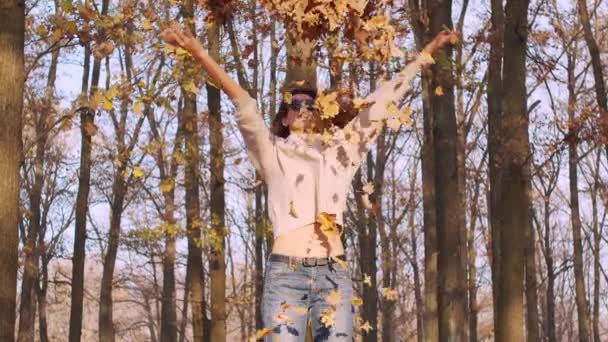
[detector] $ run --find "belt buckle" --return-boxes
[302,257,317,267]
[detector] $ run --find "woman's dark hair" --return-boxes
[271,87,318,138]
[271,87,359,138]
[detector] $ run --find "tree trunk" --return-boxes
[99,36,145,342]
[70,1,109,340]
[492,0,531,341]
[566,46,591,342]
[0,2,24,340]
[486,0,505,337]
[160,193,178,342]
[18,25,59,342]
[425,1,468,340]
[589,153,601,342]
[206,18,227,342]
[353,166,378,342]
[576,0,608,157]
[524,215,539,342]
[99,172,127,342]
[543,195,556,342]
[68,44,92,342]
[181,3,207,341]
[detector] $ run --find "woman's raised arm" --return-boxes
[341,29,459,156]
[160,23,249,100]
[160,23,276,179]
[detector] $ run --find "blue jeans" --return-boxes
[262,255,354,341]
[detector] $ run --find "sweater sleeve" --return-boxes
[341,52,434,167]
[232,93,277,179]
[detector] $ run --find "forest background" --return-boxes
[0,0,607,341]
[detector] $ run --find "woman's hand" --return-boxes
[160,22,201,53]
[424,29,460,55]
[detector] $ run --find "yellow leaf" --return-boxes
[289,200,298,218]
[315,91,340,119]
[103,98,113,111]
[142,19,153,30]
[386,117,401,130]
[435,86,444,96]
[254,328,273,340]
[291,306,308,315]
[37,24,48,37]
[320,130,334,146]
[325,289,341,306]
[283,92,293,104]
[132,167,144,178]
[386,101,400,116]
[320,309,336,328]
[160,178,174,193]
[360,320,373,333]
[381,287,399,301]
[133,101,144,115]
[351,297,363,306]
[363,273,372,286]
[316,212,339,236]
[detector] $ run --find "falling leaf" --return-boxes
[103,98,113,111]
[316,212,339,236]
[381,287,399,301]
[160,178,175,193]
[253,328,273,341]
[289,200,298,218]
[360,320,373,333]
[294,80,305,87]
[398,106,412,125]
[320,130,335,146]
[362,182,374,195]
[325,289,342,306]
[133,100,144,115]
[386,117,401,130]
[37,24,48,37]
[351,297,363,306]
[320,309,336,328]
[363,273,372,286]
[283,92,293,104]
[142,19,153,30]
[315,91,340,119]
[292,306,308,315]
[435,86,444,96]
[419,51,436,65]
[132,167,144,178]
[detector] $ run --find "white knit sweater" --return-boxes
[232,53,433,237]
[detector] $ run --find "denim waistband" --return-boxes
[268,253,346,267]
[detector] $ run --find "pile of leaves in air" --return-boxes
[259,0,405,64]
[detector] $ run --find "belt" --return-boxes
[269,253,346,267]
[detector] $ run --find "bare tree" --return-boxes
[0,1,24,340]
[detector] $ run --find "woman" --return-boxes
[161,23,457,341]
